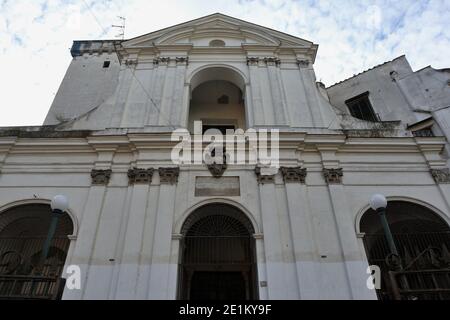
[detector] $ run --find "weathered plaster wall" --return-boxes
[0,132,448,300]
[44,53,121,125]
[45,49,339,131]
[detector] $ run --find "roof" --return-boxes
[327,55,406,89]
[124,12,314,46]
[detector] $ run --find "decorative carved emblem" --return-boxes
[323,168,343,184]
[297,59,310,67]
[91,169,112,186]
[280,167,307,184]
[207,162,228,178]
[205,149,228,178]
[255,167,276,185]
[431,168,450,184]
[159,167,180,185]
[128,168,154,185]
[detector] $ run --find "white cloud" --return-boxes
[0,0,449,126]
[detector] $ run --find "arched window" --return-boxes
[209,39,226,47]
[360,201,450,300]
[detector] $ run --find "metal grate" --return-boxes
[187,214,250,237]
[178,204,258,300]
[0,205,73,300]
[363,232,450,300]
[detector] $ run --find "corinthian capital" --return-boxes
[159,167,180,185]
[91,169,112,186]
[431,168,450,184]
[128,168,154,185]
[323,168,343,184]
[280,167,307,184]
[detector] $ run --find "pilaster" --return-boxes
[64,141,118,300]
[318,146,376,300]
[416,137,450,213]
[0,137,16,175]
[247,57,265,125]
[148,167,180,299]
[114,167,155,299]
[282,168,321,299]
[297,59,320,126]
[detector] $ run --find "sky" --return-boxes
[0,0,449,126]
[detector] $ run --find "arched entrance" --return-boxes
[0,203,74,299]
[360,201,450,300]
[178,203,258,300]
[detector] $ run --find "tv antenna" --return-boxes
[112,16,126,40]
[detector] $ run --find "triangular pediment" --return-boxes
[123,13,314,49]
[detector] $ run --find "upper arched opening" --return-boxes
[190,66,246,94]
[188,66,247,132]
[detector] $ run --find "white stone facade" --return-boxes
[0,14,449,300]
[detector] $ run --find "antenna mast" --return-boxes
[112,16,126,40]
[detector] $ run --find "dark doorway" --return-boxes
[178,204,258,300]
[190,272,246,300]
[202,125,236,135]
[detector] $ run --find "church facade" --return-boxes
[0,13,449,300]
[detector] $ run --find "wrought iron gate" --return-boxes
[0,236,70,300]
[178,206,258,300]
[180,235,256,300]
[363,232,450,300]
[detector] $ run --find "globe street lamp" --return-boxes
[370,194,411,299]
[39,195,69,269]
[370,194,399,257]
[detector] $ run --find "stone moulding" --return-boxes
[91,169,112,186]
[159,167,180,185]
[431,168,450,184]
[128,168,154,185]
[280,167,307,184]
[323,168,343,185]
[255,167,276,185]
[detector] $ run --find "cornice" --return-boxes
[0,137,17,152]
[0,132,445,157]
[414,136,447,151]
[9,138,92,154]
